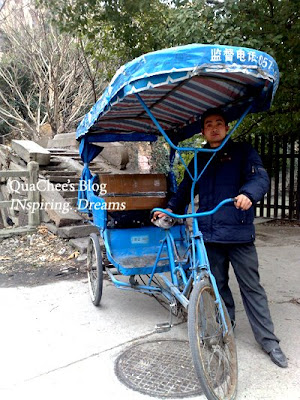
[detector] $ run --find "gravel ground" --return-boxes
[0,225,86,287]
[0,219,299,288]
[0,219,299,400]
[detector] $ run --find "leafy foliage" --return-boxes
[150,137,170,175]
[221,0,300,138]
[36,0,170,72]
[37,0,299,140]
[35,0,299,184]
[175,136,205,183]
[163,0,299,138]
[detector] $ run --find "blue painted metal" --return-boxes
[76,44,279,141]
[105,268,174,303]
[159,273,189,309]
[135,94,251,214]
[168,232,189,286]
[102,225,188,276]
[148,238,167,285]
[77,45,279,337]
[152,198,235,220]
[77,102,250,214]
[183,274,193,297]
[85,132,158,143]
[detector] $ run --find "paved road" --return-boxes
[0,223,299,400]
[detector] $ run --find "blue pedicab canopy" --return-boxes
[76,43,279,144]
[77,44,279,213]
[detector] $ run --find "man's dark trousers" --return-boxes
[206,242,280,353]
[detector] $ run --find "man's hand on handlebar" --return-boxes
[234,194,252,211]
[151,208,173,222]
[151,195,252,222]
[151,208,176,229]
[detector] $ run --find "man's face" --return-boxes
[202,114,229,148]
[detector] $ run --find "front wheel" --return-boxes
[188,278,238,400]
[87,233,103,306]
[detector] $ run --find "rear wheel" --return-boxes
[188,278,238,400]
[87,233,103,306]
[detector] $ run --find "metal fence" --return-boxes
[239,133,299,220]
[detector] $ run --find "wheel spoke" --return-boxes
[188,279,237,399]
[87,234,103,306]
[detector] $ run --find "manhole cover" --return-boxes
[115,339,203,398]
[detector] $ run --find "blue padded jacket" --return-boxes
[167,139,269,243]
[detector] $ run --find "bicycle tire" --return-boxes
[87,233,103,306]
[188,278,238,400]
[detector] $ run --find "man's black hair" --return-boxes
[201,108,227,130]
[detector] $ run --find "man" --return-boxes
[153,108,288,368]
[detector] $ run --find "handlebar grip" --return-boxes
[152,197,236,219]
[152,215,176,229]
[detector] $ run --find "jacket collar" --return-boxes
[203,137,233,151]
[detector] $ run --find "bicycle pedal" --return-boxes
[155,322,171,333]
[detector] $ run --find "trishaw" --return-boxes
[76,44,279,400]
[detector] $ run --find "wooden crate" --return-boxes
[99,173,167,194]
[103,195,167,211]
[99,173,167,211]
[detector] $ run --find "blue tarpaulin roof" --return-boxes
[76,43,279,143]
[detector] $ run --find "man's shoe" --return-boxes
[268,348,288,368]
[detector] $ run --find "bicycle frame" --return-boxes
[136,94,252,331]
[102,95,252,336]
[80,44,278,400]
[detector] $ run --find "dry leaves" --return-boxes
[67,251,80,260]
[0,225,81,266]
[0,256,11,261]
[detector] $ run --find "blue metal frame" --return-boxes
[132,95,251,331]
[84,95,252,335]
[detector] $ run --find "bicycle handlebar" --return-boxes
[152,197,236,220]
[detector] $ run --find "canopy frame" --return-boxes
[76,44,279,142]
[78,95,252,214]
[135,93,252,213]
